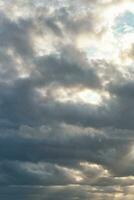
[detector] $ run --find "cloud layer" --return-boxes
[0,0,134,199]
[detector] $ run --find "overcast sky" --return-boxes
[0,0,134,199]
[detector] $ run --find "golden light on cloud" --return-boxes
[71,170,84,183]
[37,87,103,105]
[75,175,83,182]
[57,165,84,183]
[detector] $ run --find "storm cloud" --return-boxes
[0,0,134,199]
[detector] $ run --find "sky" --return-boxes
[0,0,134,199]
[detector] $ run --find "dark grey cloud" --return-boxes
[0,124,133,178]
[0,14,34,59]
[1,185,132,200]
[107,80,134,129]
[34,46,101,88]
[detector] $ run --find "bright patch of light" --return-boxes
[55,88,102,105]
[76,34,93,49]
[75,89,101,105]
[33,35,56,56]
[77,2,134,62]
[75,176,83,182]
[37,87,110,105]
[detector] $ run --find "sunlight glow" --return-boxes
[76,2,134,65]
[37,87,102,105]
[75,89,101,105]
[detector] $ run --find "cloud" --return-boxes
[0,13,34,58]
[0,0,134,199]
[34,45,101,88]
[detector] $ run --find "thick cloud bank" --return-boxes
[0,0,134,199]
